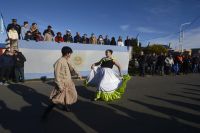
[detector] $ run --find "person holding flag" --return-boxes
[7,19,21,39]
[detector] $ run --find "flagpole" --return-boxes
[0,12,9,39]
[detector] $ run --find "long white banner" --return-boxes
[18,40,130,79]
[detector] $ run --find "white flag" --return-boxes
[0,16,4,34]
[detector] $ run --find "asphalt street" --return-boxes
[0,74,200,133]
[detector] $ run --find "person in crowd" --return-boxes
[8,27,19,51]
[85,49,130,101]
[176,54,183,73]
[125,36,131,46]
[43,25,55,37]
[97,35,104,45]
[82,34,89,44]
[157,53,166,76]
[89,33,97,44]
[63,30,73,43]
[24,31,33,41]
[133,56,139,75]
[188,55,193,72]
[7,19,21,39]
[0,50,14,85]
[21,21,29,40]
[198,56,200,73]
[182,55,191,74]
[13,50,26,83]
[173,56,180,75]
[42,46,82,120]
[110,37,116,45]
[44,30,54,42]
[138,51,146,77]
[35,32,44,42]
[192,55,199,73]
[104,35,110,45]
[74,32,82,43]
[55,32,64,43]
[117,36,124,46]
[146,54,152,74]
[165,54,174,75]
[30,23,40,41]
[149,53,157,75]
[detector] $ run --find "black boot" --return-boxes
[41,103,56,120]
[62,105,71,112]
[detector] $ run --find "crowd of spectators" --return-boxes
[131,51,200,76]
[6,19,137,48]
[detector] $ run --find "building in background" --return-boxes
[191,48,200,56]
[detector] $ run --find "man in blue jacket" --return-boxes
[0,50,14,85]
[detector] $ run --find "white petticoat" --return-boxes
[87,66,122,92]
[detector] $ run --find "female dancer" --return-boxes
[42,46,82,119]
[85,49,130,101]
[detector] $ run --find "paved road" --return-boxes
[0,74,200,133]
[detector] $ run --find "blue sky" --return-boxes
[0,0,200,48]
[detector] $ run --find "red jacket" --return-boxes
[55,36,64,43]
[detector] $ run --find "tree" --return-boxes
[143,44,168,54]
[130,38,142,54]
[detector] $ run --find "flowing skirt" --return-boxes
[85,67,131,101]
[50,80,77,105]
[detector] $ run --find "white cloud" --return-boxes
[149,7,170,15]
[147,26,200,49]
[181,27,200,49]
[136,27,163,34]
[120,24,130,31]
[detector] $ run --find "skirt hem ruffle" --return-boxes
[94,74,131,102]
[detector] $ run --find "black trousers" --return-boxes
[0,66,12,83]
[139,64,145,76]
[14,67,25,82]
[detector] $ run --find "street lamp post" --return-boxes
[136,33,140,47]
[179,22,191,52]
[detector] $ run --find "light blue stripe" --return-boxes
[19,40,128,52]
[0,43,6,48]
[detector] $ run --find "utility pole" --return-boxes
[179,22,191,52]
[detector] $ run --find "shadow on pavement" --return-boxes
[0,84,85,133]
[127,99,200,132]
[182,88,200,92]
[146,95,200,114]
[1,83,200,133]
[177,83,200,88]
[168,93,200,101]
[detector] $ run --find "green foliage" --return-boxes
[143,44,168,54]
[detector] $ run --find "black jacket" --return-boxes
[63,34,73,43]
[149,55,157,65]
[104,39,110,45]
[13,52,26,67]
[110,40,116,45]
[138,55,146,66]
[43,29,55,37]
[82,37,89,44]
[125,39,131,46]
[0,54,14,67]
[74,35,82,43]
[157,55,165,66]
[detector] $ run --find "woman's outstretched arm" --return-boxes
[91,58,103,69]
